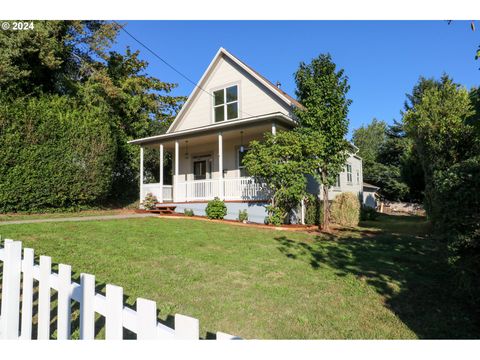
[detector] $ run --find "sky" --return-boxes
[112,21,479,138]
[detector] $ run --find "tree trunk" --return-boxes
[321,171,330,232]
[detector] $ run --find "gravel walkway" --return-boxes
[0,213,156,225]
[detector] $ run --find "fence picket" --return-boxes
[0,240,22,339]
[20,248,34,339]
[0,240,240,341]
[105,284,123,339]
[37,255,52,339]
[57,264,72,340]
[174,314,199,339]
[79,273,95,339]
[136,298,157,340]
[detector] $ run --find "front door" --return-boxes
[193,160,207,180]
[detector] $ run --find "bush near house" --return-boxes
[330,192,361,227]
[238,209,248,223]
[361,206,379,221]
[304,195,323,226]
[141,193,158,210]
[184,208,194,217]
[205,197,227,219]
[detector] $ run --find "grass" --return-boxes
[0,214,478,339]
[0,209,130,222]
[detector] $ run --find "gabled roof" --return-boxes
[167,47,303,133]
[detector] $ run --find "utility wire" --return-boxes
[113,21,254,118]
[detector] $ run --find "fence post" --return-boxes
[0,240,22,339]
[174,314,199,339]
[136,298,157,340]
[57,264,72,340]
[80,273,95,340]
[38,255,52,339]
[105,284,124,340]
[20,248,34,339]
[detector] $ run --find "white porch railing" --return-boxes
[175,177,269,202]
[141,183,173,202]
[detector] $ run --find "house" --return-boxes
[362,182,380,209]
[129,47,364,223]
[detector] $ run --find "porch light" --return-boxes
[185,140,189,159]
[240,131,244,153]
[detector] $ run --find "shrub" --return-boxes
[238,209,248,223]
[184,208,194,216]
[0,94,115,212]
[304,195,323,226]
[141,193,157,210]
[330,192,361,227]
[265,205,285,226]
[433,156,480,304]
[360,206,379,221]
[205,197,227,219]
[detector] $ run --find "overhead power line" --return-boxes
[112,21,254,118]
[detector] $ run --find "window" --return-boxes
[356,170,360,185]
[346,164,352,184]
[334,174,341,188]
[238,148,249,177]
[213,85,239,122]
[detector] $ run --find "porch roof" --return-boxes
[128,112,296,146]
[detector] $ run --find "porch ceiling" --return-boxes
[130,112,296,150]
[141,116,292,151]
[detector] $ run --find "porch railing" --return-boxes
[176,177,269,202]
[141,183,173,202]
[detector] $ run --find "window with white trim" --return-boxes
[346,164,352,184]
[238,147,250,177]
[213,85,238,122]
[356,170,360,185]
[334,174,341,188]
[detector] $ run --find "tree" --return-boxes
[403,75,475,217]
[0,21,184,209]
[353,118,425,202]
[294,54,351,231]
[352,118,387,166]
[243,131,310,224]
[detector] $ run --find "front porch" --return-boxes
[141,177,269,203]
[136,116,288,204]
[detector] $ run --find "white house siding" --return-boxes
[170,55,293,132]
[307,154,364,201]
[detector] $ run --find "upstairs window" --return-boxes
[346,164,353,184]
[213,85,238,122]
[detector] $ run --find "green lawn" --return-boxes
[0,209,131,222]
[0,214,477,339]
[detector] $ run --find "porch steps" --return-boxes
[148,204,177,215]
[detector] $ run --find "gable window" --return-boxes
[213,85,239,122]
[346,164,353,185]
[238,148,249,177]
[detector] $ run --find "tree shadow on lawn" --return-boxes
[274,217,480,339]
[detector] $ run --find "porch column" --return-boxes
[218,132,224,199]
[139,146,144,204]
[174,140,179,202]
[272,121,277,136]
[159,144,164,203]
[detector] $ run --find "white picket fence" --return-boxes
[0,239,239,340]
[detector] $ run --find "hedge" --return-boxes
[0,94,116,212]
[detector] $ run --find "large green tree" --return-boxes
[294,54,351,231]
[243,131,310,224]
[0,21,184,210]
